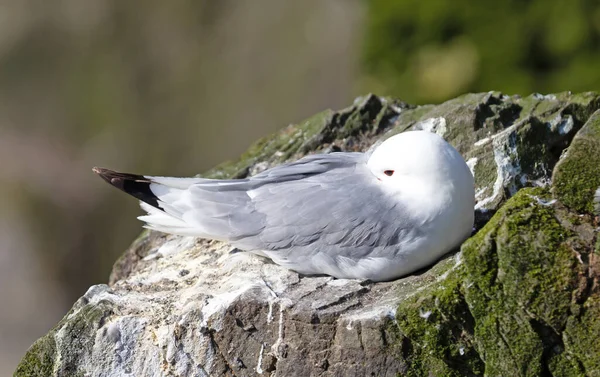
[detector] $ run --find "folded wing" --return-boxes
[93,152,412,255]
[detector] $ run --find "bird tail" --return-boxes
[93,167,204,235]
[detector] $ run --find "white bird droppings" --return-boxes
[256,343,265,374]
[466,157,478,176]
[419,309,432,320]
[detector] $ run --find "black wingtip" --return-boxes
[93,167,160,208]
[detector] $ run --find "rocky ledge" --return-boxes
[16,92,600,377]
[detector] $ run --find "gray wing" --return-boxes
[228,153,414,258]
[142,153,364,238]
[145,152,415,257]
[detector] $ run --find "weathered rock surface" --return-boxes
[16,92,600,377]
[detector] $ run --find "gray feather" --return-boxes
[224,153,417,260]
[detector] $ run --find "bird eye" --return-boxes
[384,170,394,177]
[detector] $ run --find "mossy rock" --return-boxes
[393,187,599,376]
[14,287,115,377]
[13,334,57,377]
[552,110,600,214]
[15,92,600,376]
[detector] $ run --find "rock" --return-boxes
[15,92,600,377]
[396,186,599,376]
[553,109,600,214]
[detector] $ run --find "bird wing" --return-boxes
[235,153,414,257]
[95,152,414,255]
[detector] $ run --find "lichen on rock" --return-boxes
[15,92,600,377]
[553,109,600,214]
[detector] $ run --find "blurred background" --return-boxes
[1,0,599,373]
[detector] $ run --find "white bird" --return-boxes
[94,130,474,281]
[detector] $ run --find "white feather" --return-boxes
[145,175,204,189]
[139,202,190,233]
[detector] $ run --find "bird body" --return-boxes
[94,131,474,281]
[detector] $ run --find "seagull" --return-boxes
[93,130,474,281]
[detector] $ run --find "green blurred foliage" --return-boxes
[362,0,600,103]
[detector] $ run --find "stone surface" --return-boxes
[553,109,600,214]
[15,92,600,377]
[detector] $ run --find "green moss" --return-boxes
[56,301,113,375]
[461,188,559,377]
[14,333,57,377]
[495,200,576,328]
[15,299,115,377]
[553,110,600,213]
[562,295,600,376]
[515,119,554,182]
[463,187,592,376]
[396,273,484,377]
[547,351,586,377]
[562,92,600,122]
[515,94,545,119]
[394,104,436,128]
[568,91,600,106]
[525,94,568,121]
[394,188,593,376]
[472,152,498,201]
[333,97,382,136]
